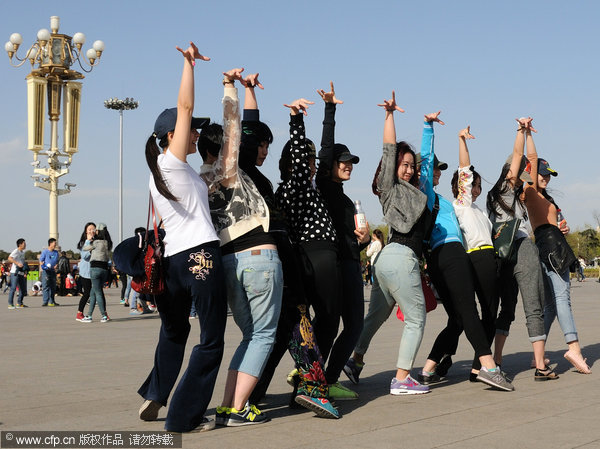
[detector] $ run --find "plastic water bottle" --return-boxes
[354,200,367,230]
[557,209,567,231]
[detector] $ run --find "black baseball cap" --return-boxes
[333,144,359,164]
[153,108,210,140]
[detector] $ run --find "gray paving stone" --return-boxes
[1,281,599,448]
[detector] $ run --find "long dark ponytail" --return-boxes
[486,164,526,219]
[146,135,178,201]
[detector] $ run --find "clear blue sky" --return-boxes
[1,0,599,253]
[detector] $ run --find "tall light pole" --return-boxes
[4,16,104,245]
[104,97,139,243]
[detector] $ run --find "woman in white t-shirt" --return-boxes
[450,126,500,381]
[137,42,227,434]
[366,229,384,266]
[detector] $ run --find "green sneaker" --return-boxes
[286,368,299,387]
[328,382,358,401]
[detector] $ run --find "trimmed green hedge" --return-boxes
[570,268,599,279]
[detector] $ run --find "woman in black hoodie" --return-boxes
[314,82,371,400]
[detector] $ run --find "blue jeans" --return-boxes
[355,243,426,371]
[124,276,140,309]
[42,270,57,305]
[88,267,108,317]
[124,275,132,300]
[223,249,283,378]
[542,263,578,343]
[8,273,27,306]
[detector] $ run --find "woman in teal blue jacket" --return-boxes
[417,112,512,392]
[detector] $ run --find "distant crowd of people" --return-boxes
[2,234,139,319]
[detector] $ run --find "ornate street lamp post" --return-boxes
[4,16,104,245]
[104,97,139,243]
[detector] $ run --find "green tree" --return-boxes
[24,250,40,260]
[566,228,600,262]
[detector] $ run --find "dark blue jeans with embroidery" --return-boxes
[138,240,227,433]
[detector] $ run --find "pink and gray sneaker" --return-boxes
[390,375,430,395]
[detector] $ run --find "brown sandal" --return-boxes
[564,350,591,374]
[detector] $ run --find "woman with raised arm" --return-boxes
[263,96,342,418]
[344,92,430,394]
[200,69,283,427]
[137,43,227,433]
[225,74,331,419]
[418,111,513,391]
[233,80,330,417]
[277,98,341,385]
[314,82,370,400]
[486,119,555,380]
[449,127,500,381]
[518,119,590,374]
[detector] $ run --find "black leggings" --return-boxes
[77,277,92,313]
[325,259,364,384]
[495,263,519,334]
[426,242,492,362]
[119,271,128,300]
[469,249,499,370]
[299,240,341,363]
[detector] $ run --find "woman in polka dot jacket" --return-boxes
[276,98,342,378]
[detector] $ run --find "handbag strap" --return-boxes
[424,193,440,244]
[144,193,161,249]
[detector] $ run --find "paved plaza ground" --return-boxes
[1,280,600,449]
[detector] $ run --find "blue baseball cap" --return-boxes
[153,108,210,140]
[538,158,558,177]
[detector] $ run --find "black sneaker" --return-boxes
[215,406,230,426]
[227,404,269,426]
[417,371,443,385]
[343,358,364,385]
[435,354,453,377]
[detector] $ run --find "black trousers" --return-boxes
[77,277,92,313]
[426,242,493,362]
[299,240,341,363]
[325,258,364,384]
[495,263,519,334]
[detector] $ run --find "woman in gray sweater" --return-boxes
[344,92,430,395]
[81,223,112,322]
